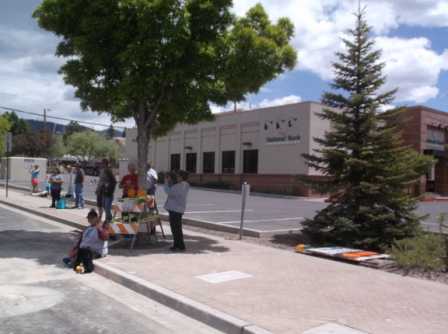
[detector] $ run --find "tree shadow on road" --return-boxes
[0,229,79,266]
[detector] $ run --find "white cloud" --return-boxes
[209,104,226,114]
[259,95,302,108]
[233,0,448,105]
[376,37,448,102]
[1,0,448,128]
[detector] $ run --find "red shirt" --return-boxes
[120,173,138,195]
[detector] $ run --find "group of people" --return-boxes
[29,165,64,208]
[64,162,189,268]
[117,162,190,251]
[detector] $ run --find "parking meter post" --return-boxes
[5,165,8,197]
[239,182,248,240]
[446,239,448,272]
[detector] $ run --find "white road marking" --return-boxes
[214,217,304,224]
[184,210,253,214]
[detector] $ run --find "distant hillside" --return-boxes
[26,119,123,137]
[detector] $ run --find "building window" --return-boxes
[222,151,235,173]
[170,154,180,172]
[243,150,258,174]
[203,152,215,173]
[186,153,197,173]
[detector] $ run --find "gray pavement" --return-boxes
[0,206,222,334]
[5,175,448,236]
[2,187,448,333]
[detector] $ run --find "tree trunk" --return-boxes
[136,124,150,191]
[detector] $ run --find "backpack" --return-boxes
[56,199,66,209]
[74,247,94,274]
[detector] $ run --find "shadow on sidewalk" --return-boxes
[109,234,231,258]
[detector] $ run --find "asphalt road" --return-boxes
[0,204,222,334]
[6,175,448,234]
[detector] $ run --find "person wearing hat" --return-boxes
[73,163,85,209]
[63,209,109,267]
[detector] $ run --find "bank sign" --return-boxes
[266,134,301,146]
[426,130,445,150]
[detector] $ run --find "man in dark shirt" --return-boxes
[74,163,85,209]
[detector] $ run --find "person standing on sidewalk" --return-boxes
[102,168,117,228]
[74,163,85,209]
[95,159,109,220]
[146,162,158,196]
[48,168,64,208]
[164,170,189,252]
[29,164,40,193]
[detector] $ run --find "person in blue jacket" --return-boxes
[164,170,190,251]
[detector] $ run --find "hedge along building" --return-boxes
[123,102,448,197]
[123,101,342,196]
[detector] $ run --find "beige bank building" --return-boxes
[123,101,448,197]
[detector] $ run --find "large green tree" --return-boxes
[49,136,67,159]
[63,120,84,144]
[0,115,12,156]
[11,127,55,157]
[65,131,122,162]
[3,111,29,136]
[33,0,297,189]
[298,9,435,250]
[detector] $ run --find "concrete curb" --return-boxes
[0,198,86,231]
[0,193,273,334]
[94,262,273,334]
[4,184,301,238]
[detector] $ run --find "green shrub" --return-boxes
[285,187,298,196]
[388,232,445,271]
[200,181,236,190]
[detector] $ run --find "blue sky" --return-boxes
[0,0,447,130]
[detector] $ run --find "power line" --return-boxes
[0,106,128,129]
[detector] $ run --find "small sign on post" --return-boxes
[4,132,12,153]
[239,182,250,240]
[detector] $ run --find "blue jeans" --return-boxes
[75,183,84,208]
[102,195,114,222]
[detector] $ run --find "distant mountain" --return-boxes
[25,119,123,137]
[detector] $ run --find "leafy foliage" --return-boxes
[63,121,84,145]
[11,127,55,157]
[65,131,122,162]
[49,136,66,158]
[106,124,115,140]
[0,115,12,156]
[298,9,435,250]
[33,0,297,190]
[388,232,445,271]
[3,111,28,136]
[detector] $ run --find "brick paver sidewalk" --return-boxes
[1,189,448,333]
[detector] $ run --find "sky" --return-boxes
[0,0,447,131]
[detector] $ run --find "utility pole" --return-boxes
[43,108,47,158]
[43,108,51,159]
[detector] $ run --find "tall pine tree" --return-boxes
[299,8,435,250]
[106,124,115,140]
